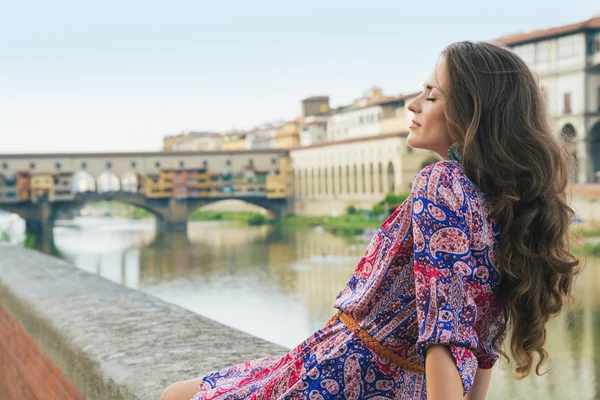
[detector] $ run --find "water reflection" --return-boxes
[0,213,598,398]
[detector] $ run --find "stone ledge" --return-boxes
[0,244,288,399]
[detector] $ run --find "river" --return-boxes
[0,214,597,399]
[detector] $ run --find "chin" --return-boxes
[407,133,425,151]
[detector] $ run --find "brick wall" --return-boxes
[0,306,84,400]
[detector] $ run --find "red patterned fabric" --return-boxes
[191,160,504,400]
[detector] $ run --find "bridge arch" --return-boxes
[97,172,121,193]
[73,171,97,193]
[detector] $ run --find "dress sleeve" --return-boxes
[410,162,480,396]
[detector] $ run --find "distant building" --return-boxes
[220,131,249,151]
[248,122,282,150]
[163,132,223,152]
[301,96,330,119]
[495,16,600,183]
[326,88,417,142]
[275,120,301,149]
[299,115,328,147]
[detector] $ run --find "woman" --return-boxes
[161,40,579,400]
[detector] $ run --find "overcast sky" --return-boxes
[1,0,598,153]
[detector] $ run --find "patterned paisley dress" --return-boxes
[191,160,505,400]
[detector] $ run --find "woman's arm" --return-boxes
[465,368,492,400]
[425,345,463,400]
[426,345,492,400]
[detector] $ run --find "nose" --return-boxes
[407,97,419,114]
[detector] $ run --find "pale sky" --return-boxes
[1,0,598,154]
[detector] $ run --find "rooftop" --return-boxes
[495,16,600,45]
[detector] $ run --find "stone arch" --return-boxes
[590,122,600,183]
[369,163,374,194]
[338,166,343,194]
[97,172,121,193]
[121,171,142,193]
[353,165,358,194]
[317,167,321,196]
[311,167,315,197]
[378,162,384,194]
[304,168,309,197]
[331,166,335,196]
[346,165,351,194]
[361,164,366,194]
[73,171,97,193]
[387,161,395,194]
[561,123,578,183]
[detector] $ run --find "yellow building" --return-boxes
[221,132,248,151]
[145,170,173,198]
[275,120,300,149]
[31,173,55,203]
[266,156,292,199]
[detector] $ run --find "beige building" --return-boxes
[299,115,328,147]
[275,120,301,149]
[496,16,600,183]
[221,131,249,151]
[326,88,417,142]
[163,132,222,151]
[53,172,75,201]
[31,173,55,203]
[290,132,437,215]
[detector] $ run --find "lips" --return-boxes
[410,120,421,129]
[411,120,421,126]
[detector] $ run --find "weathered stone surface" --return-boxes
[0,244,289,399]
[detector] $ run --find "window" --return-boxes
[563,92,572,114]
[155,161,161,168]
[131,161,136,168]
[106,161,112,169]
[535,41,550,62]
[558,35,579,58]
[30,162,36,169]
[179,161,184,168]
[271,158,277,165]
[226,159,231,167]
[203,160,208,168]
[81,162,87,169]
[514,44,535,64]
[598,87,600,112]
[55,162,61,170]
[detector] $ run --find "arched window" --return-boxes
[387,161,395,193]
[378,162,384,193]
[353,165,358,194]
[361,164,366,193]
[369,163,374,193]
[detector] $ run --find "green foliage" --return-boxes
[23,234,36,249]
[132,208,153,220]
[346,205,357,215]
[247,213,266,226]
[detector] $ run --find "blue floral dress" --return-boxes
[191,160,505,400]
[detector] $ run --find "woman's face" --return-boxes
[407,57,453,159]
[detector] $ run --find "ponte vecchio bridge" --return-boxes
[0,150,293,251]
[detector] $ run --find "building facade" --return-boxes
[163,132,222,152]
[290,132,437,215]
[496,16,600,183]
[275,120,301,149]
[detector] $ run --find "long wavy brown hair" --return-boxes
[439,41,580,377]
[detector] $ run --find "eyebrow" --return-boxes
[423,83,438,90]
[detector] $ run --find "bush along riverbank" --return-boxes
[189,210,267,225]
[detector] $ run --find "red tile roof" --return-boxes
[495,16,600,45]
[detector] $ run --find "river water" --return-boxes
[1,214,597,399]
